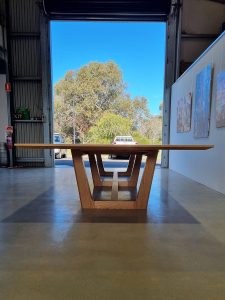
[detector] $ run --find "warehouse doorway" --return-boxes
[51,21,166,166]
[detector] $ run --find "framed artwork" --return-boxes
[216,70,225,128]
[194,65,212,138]
[177,92,192,133]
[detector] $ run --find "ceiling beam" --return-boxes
[208,0,225,4]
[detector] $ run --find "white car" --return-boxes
[112,136,137,145]
[54,133,67,159]
[109,135,137,158]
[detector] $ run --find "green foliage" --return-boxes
[159,101,163,116]
[109,95,151,131]
[132,131,150,145]
[54,60,162,144]
[54,98,72,139]
[54,61,126,141]
[87,113,132,144]
[141,116,162,144]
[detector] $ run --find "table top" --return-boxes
[15,143,214,154]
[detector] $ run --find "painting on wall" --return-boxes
[177,93,192,133]
[194,64,212,138]
[216,70,225,128]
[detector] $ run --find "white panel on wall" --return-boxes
[170,32,225,194]
[0,75,8,142]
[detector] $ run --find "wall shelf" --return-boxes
[16,158,45,163]
[14,120,44,123]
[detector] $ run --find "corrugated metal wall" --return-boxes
[7,0,52,167]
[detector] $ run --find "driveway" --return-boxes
[55,157,147,168]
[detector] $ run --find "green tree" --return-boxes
[110,95,151,131]
[141,116,162,144]
[54,61,126,141]
[159,101,163,116]
[132,96,151,130]
[54,97,71,138]
[87,113,132,144]
[54,61,158,144]
[132,131,150,144]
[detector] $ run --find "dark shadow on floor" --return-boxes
[2,185,199,224]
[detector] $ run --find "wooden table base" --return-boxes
[72,150,158,209]
[15,143,213,210]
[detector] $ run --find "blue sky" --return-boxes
[51,22,166,115]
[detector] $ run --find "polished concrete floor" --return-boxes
[1,165,225,299]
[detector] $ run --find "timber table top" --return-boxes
[14,143,214,209]
[15,143,214,154]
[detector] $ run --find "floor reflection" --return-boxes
[2,183,198,224]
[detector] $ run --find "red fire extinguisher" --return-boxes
[5,82,11,93]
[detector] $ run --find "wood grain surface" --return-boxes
[15,143,214,155]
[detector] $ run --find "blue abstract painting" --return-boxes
[177,92,192,133]
[194,65,212,138]
[216,70,225,128]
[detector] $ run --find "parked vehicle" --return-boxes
[53,133,67,159]
[112,136,137,145]
[109,135,137,159]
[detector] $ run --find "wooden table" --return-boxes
[15,144,213,210]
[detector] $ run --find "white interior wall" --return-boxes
[170,32,225,194]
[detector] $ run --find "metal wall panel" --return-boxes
[15,122,44,158]
[12,81,42,117]
[9,0,40,32]
[7,0,52,167]
[10,39,41,77]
